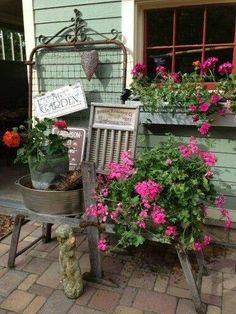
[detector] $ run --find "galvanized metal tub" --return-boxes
[16,175,84,215]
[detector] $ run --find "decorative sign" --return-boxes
[34,82,88,119]
[93,107,136,130]
[52,127,86,170]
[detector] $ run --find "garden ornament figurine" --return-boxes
[56,224,83,299]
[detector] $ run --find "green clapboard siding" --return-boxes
[34,0,120,10]
[137,123,236,210]
[32,0,122,107]
[34,3,121,23]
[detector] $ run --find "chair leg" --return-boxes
[42,223,53,243]
[8,215,24,268]
[176,248,206,314]
[195,250,208,276]
[81,161,103,281]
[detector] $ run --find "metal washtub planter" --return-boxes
[16,175,84,215]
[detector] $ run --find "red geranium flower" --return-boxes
[53,120,68,130]
[3,131,21,148]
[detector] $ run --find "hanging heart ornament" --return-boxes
[81,50,99,81]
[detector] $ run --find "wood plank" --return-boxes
[34,3,121,23]
[81,161,103,279]
[34,0,121,10]
[35,18,121,38]
[137,134,236,154]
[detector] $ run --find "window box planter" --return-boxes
[140,111,236,127]
[126,101,236,127]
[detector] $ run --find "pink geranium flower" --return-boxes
[200,151,217,166]
[97,239,108,252]
[135,180,162,200]
[131,63,146,76]
[165,159,173,165]
[215,195,226,208]
[217,109,226,116]
[192,114,199,123]
[156,65,166,73]
[151,205,166,224]
[138,221,146,229]
[53,119,68,129]
[203,235,211,247]
[179,145,192,158]
[202,57,219,72]
[218,62,233,75]
[189,105,197,112]
[169,72,182,83]
[198,122,211,135]
[193,242,203,251]
[211,94,221,105]
[199,103,209,112]
[165,226,177,236]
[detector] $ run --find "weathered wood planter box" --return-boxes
[140,111,236,127]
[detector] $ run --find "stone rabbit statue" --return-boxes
[56,224,83,298]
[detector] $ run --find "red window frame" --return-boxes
[144,5,236,73]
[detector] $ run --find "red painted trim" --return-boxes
[146,43,234,50]
[233,17,236,73]
[201,7,207,77]
[171,9,176,72]
[143,10,148,75]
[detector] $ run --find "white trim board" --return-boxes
[22,0,35,60]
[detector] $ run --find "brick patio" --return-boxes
[0,221,235,314]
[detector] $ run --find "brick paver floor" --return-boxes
[0,221,235,313]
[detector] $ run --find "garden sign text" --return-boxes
[34,82,88,119]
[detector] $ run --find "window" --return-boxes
[144,4,236,76]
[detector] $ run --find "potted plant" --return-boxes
[85,136,231,252]
[4,118,69,190]
[2,118,83,215]
[130,58,236,136]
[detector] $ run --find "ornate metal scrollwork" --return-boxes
[38,9,120,45]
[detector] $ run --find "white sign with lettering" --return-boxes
[34,82,88,119]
